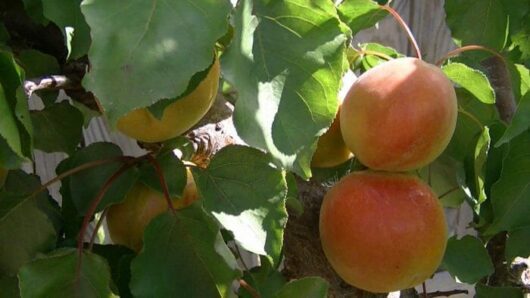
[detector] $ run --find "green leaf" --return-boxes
[31,102,84,154]
[192,145,288,265]
[445,0,508,51]
[471,127,491,210]
[42,0,90,60]
[513,64,530,100]
[487,130,530,234]
[81,0,231,124]
[138,150,186,198]
[337,0,387,36]
[285,172,303,216]
[417,157,466,208]
[356,43,403,72]
[22,0,49,25]
[0,274,19,297]
[92,244,135,297]
[222,0,348,178]
[475,284,523,298]
[506,226,530,261]
[58,142,139,215]
[275,277,329,298]
[130,207,240,298]
[441,235,494,284]
[496,92,530,146]
[240,258,286,298]
[0,170,58,276]
[18,248,113,297]
[442,63,495,104]
[0,50,31,168]
[16,49,60,78]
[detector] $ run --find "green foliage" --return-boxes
[275,277,329,298]
[193,145,288,265]
[57,142,139,214]
[445,0,508,51]
[81,0,231,124]
[442,63,495,104]
[505,226,530,261]
[0,170,58,276]
[18,248,113,297]
[337,0,388,36]
[30,102,84,154]
[475,284,524,298]
[138,150,187,198]
[0,0,529,296]
[130,207,240,298]
[222,0,348,179]
[442,235,494,284]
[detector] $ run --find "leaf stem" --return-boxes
[380,4,422,60]
[435,45,504,67]
[75,162,136,288]
[146,154,176,214]
[30,156,129,198]
[426,289,469,298]
[422,282,427,298]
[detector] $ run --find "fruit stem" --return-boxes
[380,4,422,60]
[239,279,260,298]
[422,282,427,298]
[75,162,136,287]
[146,154,176,214]
[88,209,108,251]
[435,45,504,67]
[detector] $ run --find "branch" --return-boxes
[481,56,516,123]
[426,289,469,297]
[24,75,80,97]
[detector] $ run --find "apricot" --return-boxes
[340,57,457,171]
[117,55,220,143]
[319,171,447,293]
[311,108,353,168]
[106,169,198,252]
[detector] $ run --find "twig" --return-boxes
[75,162,136,289]
[426,289,469,297]
[435,45,504,67]
[24,75,80,97]
[145,154,176,214]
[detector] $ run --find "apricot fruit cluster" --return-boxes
[319,57,457,293]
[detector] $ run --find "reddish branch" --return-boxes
[380,5,422,60]
[145,154,176,213]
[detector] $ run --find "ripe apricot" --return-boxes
[319,171,447,293]
[106,169,198,252]
[117,55,220,143]
[340,57,457,171]
[311,108,353,168]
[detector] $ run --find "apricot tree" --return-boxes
[0,0,529,297]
